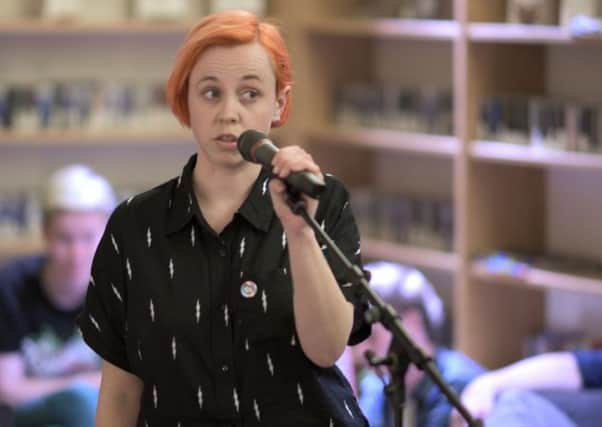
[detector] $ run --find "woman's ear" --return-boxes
[272,85,291,125]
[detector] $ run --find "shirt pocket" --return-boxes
[237,268,294,343]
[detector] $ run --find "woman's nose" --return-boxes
[218,96,240,124]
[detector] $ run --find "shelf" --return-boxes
[0,19,195,35]
[304,18,459,41]
[0,240,44,260]
[305,125,458,157]
[468,22,602,45]
[0,130,195,146]
[471,141,602,171]
[472,262,602,296]
[362,239,458,273]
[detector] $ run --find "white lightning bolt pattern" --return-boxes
[281,232,286,249]
[354,245,361,256]
[177,174,182,187]
[169,258,174,279]
[153,385,158,408]
[187,193,193,213]
[126,258,132,280]
[283,267,287,275]
[150,299,155,322]
[127,196,134,205]
[89,275,95,287]
[111,283,123,303]
[329,418,334,427]
[297,383,304,405]
[111,234,119,254]
[267,353,274,376]
[344,400,354,418]
[321,219,326,230]
[253,399,261,421]
[321,244,327,251]
[172,336,176,360]
[245,338,250,351]
[290,334,296,346]
[239,237,246,258]
[197,386,203,409]
[343,200,349,210]
[224,304,229,327]
[191,226,196,247]
[89,314,100,332]
[146,227,152,248]
[137,342,142,360]
[262,178,269,195]
[261,290,267,313]
[195,300,201,323]
[233,388,239,413]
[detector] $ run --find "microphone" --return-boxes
[237,129,326,198]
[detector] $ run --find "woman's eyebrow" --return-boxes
[241,74,262,82]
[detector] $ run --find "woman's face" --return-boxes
[187,41,288,169]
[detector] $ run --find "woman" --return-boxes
[79,10,370,426]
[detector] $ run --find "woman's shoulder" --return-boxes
[323,172,351,199]
[108,177,179,225]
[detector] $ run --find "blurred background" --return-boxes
[1,0,602,370]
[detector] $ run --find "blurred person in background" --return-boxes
[451,349,602,427]
[0,164,117,427]
[339,261,484,427]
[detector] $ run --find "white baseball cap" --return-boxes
[43,164,117,214]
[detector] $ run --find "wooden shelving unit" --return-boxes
[0,130,194,145]
[2,0,601,369]
[468,22,576,44]
[0,20,194,35]
[472,262,602,296]
[471,141,602,171]
[304,18,459,41]
[0,240,44,260]
[363,239,458,273]
[306,125,458,157]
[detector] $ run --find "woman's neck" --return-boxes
[193,156,261,203]
[192,155,262,232]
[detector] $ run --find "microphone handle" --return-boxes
[255,141,325,198]
[283,170,325,199]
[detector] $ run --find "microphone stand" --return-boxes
[284,191,482,427]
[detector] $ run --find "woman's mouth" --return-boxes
[216,134,237,143]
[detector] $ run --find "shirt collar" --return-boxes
[166,154,274,235]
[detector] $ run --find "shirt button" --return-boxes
[221,364,229,373]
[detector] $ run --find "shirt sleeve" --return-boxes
[319,175,371,345]
[0,277,21,353]
[78,202,131,373]
[574,349,602,389]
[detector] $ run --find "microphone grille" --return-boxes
[237,129,267,162]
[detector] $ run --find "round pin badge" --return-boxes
[240,280,258,298]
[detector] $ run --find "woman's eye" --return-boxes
[202,88,219,100]
[241,90,259,101]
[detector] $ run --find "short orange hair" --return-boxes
[166,10,292,128]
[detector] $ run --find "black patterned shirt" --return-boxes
[78,154,370,426]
